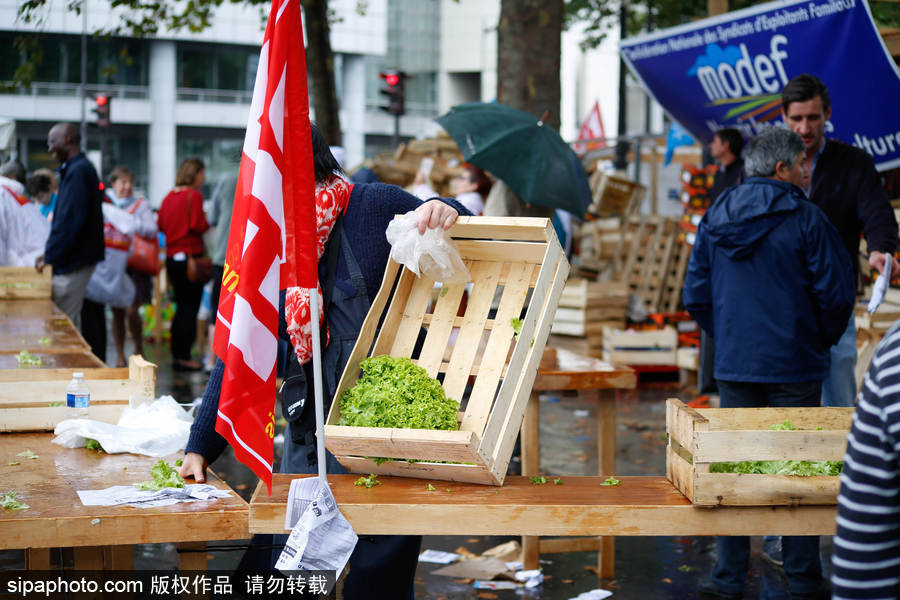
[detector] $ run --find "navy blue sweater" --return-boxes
[185,183,469,461]
[45,153,104,274]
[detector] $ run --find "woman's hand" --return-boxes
[415,200,458,234]
[179,452,208,483]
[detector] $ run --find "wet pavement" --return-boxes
[2,336,835,599]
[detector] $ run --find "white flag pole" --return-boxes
[308,288,328,483]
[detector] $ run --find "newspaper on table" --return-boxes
[275,477,357,587]
[77,484,230,508]
[868,256,892,314]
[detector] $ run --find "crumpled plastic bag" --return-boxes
[385,211,471,283]
[52,395,193,457]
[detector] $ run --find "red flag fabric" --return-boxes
[212,0,317,493]
[574,101,607,155]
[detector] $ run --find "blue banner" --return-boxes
[620,0,900,171]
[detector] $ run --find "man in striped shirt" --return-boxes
[832,322,900,598]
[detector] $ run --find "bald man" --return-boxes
[36,123,104,329]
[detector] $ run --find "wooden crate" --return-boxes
[324,217,569,485]
[666,398,853,506]
[0,355,157,432]
[0,267,52,300]
[602,326,677,365]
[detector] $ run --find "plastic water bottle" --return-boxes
[66,372,90,418]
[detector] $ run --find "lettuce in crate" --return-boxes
[338,356,459,430]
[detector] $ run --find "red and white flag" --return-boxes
[573,101,607,155]
[213,0,317,493]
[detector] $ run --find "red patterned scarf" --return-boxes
[284,174,352,365]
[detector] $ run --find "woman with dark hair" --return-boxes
[180,123,470,599]
[157,158,210,371]
[450,163,491,215]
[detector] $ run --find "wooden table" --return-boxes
[0,300,90,354]
[0,434,248,570]
[522,345,636,575]
[250,474,837,537]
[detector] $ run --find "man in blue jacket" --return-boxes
[684,127,854,600]
[36,123,104,329]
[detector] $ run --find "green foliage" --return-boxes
[426,483,436,491]
[510,318,524,338]
[600,476,621,486]
[553,477,563,485]
[338,356,459,430]
[710,460,843,476]
[354,474,380,488]
[1,491,29,511]
[769,420,796,431]
[134,459,186,491]
[530,475,549,485]
[16,450,39,460]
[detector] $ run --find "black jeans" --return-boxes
[166,258,205,361]
[710,379,824,597]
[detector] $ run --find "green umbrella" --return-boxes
[436,102,591,216]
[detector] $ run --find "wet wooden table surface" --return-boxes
[0,300,91,354]
[250,474,837,537]
[0,434,248,569]
[522,345,637,574]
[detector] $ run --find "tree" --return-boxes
[497,0,564,130]
[11,0,343,145]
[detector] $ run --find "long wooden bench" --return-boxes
[250,474,837,537]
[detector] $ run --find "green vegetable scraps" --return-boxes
[530,476,549,485]
[710,421,843,476]
[769,420,796,431]
[175,458,183,467]
[84,438,104,453]
[134,459,185,491]
[510,318,523,338]
[338,356,459,431]
[1,491,29,511]
[354,474,380,488]
[553,477,563,485]
[16,450,38,460]
[601,477,621,486]
[8,462,20,466]
[16,350,42,367]
[711,461,842,476]
[38,337,51,346]
[426,484,436,491]
[440,286,450,297]
[48,402,63,407]
[678,565,695,573]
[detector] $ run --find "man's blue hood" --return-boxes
[703,177,804,259]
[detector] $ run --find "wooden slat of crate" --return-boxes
[325,217,568,485]
[0,352,103,370]
[0,355,156,431]
[602,327,677,365]
[660,242,692,313]
[666,398,853,506]
[0,267,52,300]
[460,262,534,434]
[484,242,568,481]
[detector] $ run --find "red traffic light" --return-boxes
[384,73,399,86]
[96,95,109,106]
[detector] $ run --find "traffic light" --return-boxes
[379,70,406,116]
[93,94,111,129]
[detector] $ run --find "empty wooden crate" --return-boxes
[0,355,157,432]
[324,217,569,485]
[666,398,852,506]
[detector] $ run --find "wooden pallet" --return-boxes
[325,217,569,485]
[666,398,852,506]
[0,267,52,300]
[0,355,157,432]
[615,216,681,313]
[550,279,627,350]
[588,172,645,218]
[659,240,692,313]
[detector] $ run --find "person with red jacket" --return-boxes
[157,158,210,371]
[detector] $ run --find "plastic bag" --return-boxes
[385,211,471,283]
[52,395,193,457]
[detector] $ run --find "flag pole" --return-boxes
[308,289,328,482]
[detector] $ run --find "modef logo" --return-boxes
[688,35,789,102]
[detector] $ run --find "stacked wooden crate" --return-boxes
[602,326,678,366]
[363,133,464,196]
[550,279,628,356]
